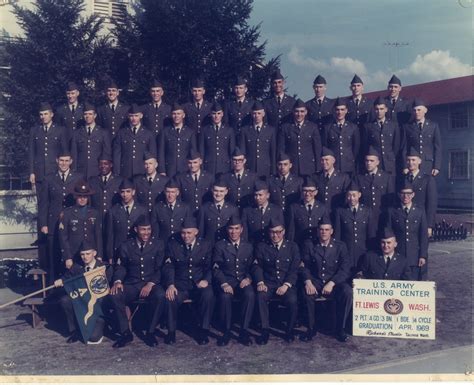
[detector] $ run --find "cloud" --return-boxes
[399,50,472,80]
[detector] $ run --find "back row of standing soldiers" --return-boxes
[30,72,438,344]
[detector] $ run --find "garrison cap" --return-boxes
[334,97,347,107]
[302,177,318,189]
[128,103,141,114]
[399,179,414,192]
[277,152,291,162]
[232,147,245,157]
[57,149,72,158]
[373,96,386,106]
[227,215,243,227]
[313,74,327,85]
[182,217,198,229]
[254,180,269,192]
[98,153,113,162]
[293,98,306,109]
[412,98,426,108]
[406,147,421,158]
[211,101,223,112]
[171,102,184,112]
[252,100,265,111]
[388,74,402,86]
[380,227,396,240]
[366,146,381,158]
[271,70,284,81]
[165,179,180,189]
[39,102,53,112]
[234,76,248,86]
[351,74,363,84]
[134,214,151,228]
[150,79,164,88]
[66,81,79,91]
[83,101,96,112]
[187,149,202,160]
[105,79,119,89]
[143,151,156,161]
[268,217,284,229]
[318,216,332,226]
[347,180,361,192]
[80,240,97,252]
[73,180,95,196]
[321,147,336,158]
[119,179,135,190]
[191,78,206,88]
[213,180,228,189]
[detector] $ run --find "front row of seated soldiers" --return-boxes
[54,213,413,347]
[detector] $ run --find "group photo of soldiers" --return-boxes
[30,70,441,349]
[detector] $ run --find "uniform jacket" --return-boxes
[300,238,350,288]
[313,170,351,213]
[224,97,254,137]
[305,96,335,131]
[163,238,213,291]
[286,200,329,243]
[54,103,84,143]
[252,239,300,288]
[322,121,360,173]
[358,251,411,280]
[197,201,239,243]
[278,120,322,176]
[239,123,277,177]
[346,96,374,128]
[355,170,395,213]
[384,96,412,126]
[175,170,214,213]
[151,200,192,241]
[113,126,157,178]
[58,205,102,261]
[263,94,296,129]
[96,102,129,138]
[88,174,123,224]
[212,238,254,287]
[219,169,258,210]
[113,237,165,286]
[183,100,212,133]
[140,102,171,136]
[71,126,112,179]
[157,125,197,177]
[133,173,170,212]
[29,124,68,182]
[199,123,235,175]
[241,203,284,244]
[401,172,437,228]
[268,173,303,212]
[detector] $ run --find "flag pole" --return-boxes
[0,285,55,309]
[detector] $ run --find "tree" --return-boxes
[113,0,280,104]
[0,0,112,174]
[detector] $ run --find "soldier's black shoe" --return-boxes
[299,328,316,342]
[66,331,80,344]
[144,331,158,347]
[164,331,176,345]
[256,330,269,345]
[113,330,133,348]
[196,329,209,345]
[238,330,252,346]
[284,331,295,343]
[336,330,349,343]
[217,330,231,346]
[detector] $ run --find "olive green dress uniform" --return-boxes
[197,202,239,244]
[403,172,437,228]
[105,202,148,263]
[219,169,258,210]
[358,250,411,280]
[286,200,329,243]
[96,101,130,139]
[306,96,334,131]
[175,170,214,213]
[268,172,303,212]
[264,94,296,129]
[71,126,112,179]
[157,126,197,177]
[384,95,412,127]
[88,173,123,225]
[133,173,169,213]
[183,100,212,134]
[313,170,351,215]
[199,122,235,176]
[241,203,284,244]
[58,204,102,262]
[113,124,157,179]
[225,97,254,139]
[151,200,192,241]
[141,102,172,136]
[55,103,84,144]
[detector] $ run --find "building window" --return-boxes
[449,150,469,180]
[450,104,468,130]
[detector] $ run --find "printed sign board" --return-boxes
[353,279,436,340]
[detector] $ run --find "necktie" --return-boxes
[352,207,357,217]
[274,243,279,250]
[196,102,201,110]
[379,121,383,130]
[176,127,180,135]
[155,103,159,110]
[280,176,285,185]
[385,256,391,267]
[44,125,48,134]
[296,124,301,130]
[256,125,260,134]
[391,98,396,106]
[238,101,242,108]
[140,241,145,252]
[371,173,376,182]
[325,173,330,183]
[355,99,360,107]
[194,173,198,185]
[85,266,91,272]
[409,173,414,183]
[71,105,75,114]
[187,244,192,252]
[169,204,174,211]
[103,176,107,185]
[322,245,327,255]
[217,204,221,213]
[87,126,91,136]
[307,204,312,215]
[277,96,282,106]
[148,176,153,185]
[126,205,130,215]
[61,172,66,182]
[338,123,343,130]
[404,207,409,216]
[260,206,264,216]
[234,243,239,251]
[111,104,115,112]
[236,173,241,183]
[317,99,322,107]
[418,122,423,130]
[133,126,137,135]
[215,125,219,133]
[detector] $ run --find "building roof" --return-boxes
[364,75,474,106]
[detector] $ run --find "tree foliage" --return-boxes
[0,0,112,172]
[113,0,280,104]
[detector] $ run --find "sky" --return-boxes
[1,0,472,99]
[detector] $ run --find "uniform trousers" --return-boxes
[256,286,297,331]
[217,284,255,331]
